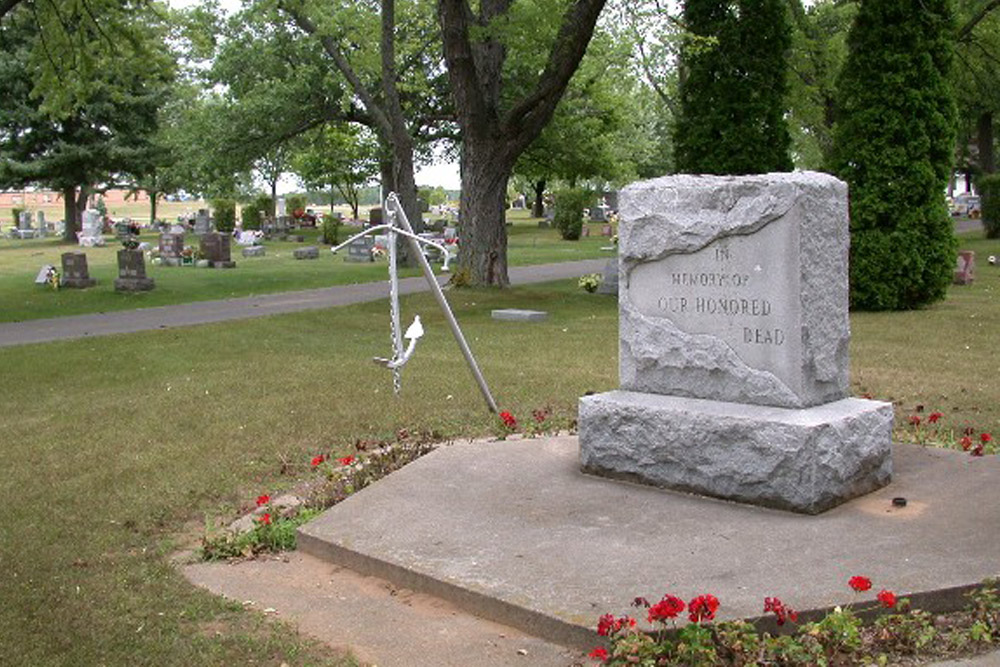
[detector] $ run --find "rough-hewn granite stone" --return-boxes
[619,172,849,409]
[579,390,893,514]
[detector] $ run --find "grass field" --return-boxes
[1,222,997,665]
[0,210,614,322]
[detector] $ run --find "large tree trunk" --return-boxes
[979,111,995,174]
[62,186,77,243]
[460,140,515,286]
[532,179,546,218]
[149,190,159,226]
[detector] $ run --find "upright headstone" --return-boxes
[276,197,286,218]
[18,210,32,230]
[159,232,185,266]
[35,211,46,237]
[193,209,212,235]
[79,210,105,246]
[369,207,383,226]
[60,251,97,288]
[578,172,893,514]
[199,232,236,268]
[114,249,155,291]
[954,250,975,285]
[345,235,375,262]
[596,257,618,296]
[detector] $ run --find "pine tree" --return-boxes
[830,0,957,310]
[674,0,794,174]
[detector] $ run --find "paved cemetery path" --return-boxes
[0,258,608,348]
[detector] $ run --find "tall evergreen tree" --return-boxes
[674,0,793,174]
[831,0,957,311]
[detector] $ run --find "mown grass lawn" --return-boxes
[0,211,614,323]
[2,225,997,666]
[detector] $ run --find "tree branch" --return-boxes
[957,0,1000,42]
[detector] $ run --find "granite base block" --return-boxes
[578,390,892,514]
[208,260,236,268]
[114,277,155,292]
[61,277,96,288]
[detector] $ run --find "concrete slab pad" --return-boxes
[299,436,1000,650]
[491,309,549,322]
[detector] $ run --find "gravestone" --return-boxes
[596,257,618,296]
[193,209,212,235]
[199,232,236,268]
[276,197,286,218]
[60,252,97,288]
[369,207,383,226]
[603,190,619,211]
[954,250,975,285]
[18,210,32,229]
[293,245,319,260]
[242,245,266,257]
[35,211,46,237]
[578,172,893,514]
[600,224,613,237]
[491,309,548,322]
[78,210,105,246]
[590,205,608,222]
[34,265,56,285]
[113,249,154,291]
[345,236,374,262]
[159,232,185,266]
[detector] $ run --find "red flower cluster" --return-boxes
[928,411,943,424]
[256,494,270,507]
[763,596,798,626]
[648,594,686,623]
[688,594,720,623]
[338,456,355,466]
[908,415,922,426]
[531,408,549,423]
[877,589,897,608]
[596,613,635,637]
[311,454,325,467]
[257,513,271,525]
[960,436,973,451]
[849,575,872,592]
[499,411,517,428]
[588,646,608,661]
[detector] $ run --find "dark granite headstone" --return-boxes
[114,249,155,291]
[60,251,97,288]
[199,232,236,268]
[345,236,374,262]
[369,207,383,226]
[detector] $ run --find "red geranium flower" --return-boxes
[908,415,921,426]
[648,594,685,623]
[877,589,897,608]
[311,454,325,467]
[596,613,615,636]
[257,513,271,525]
[499,411,517,428]
[764,597,798,626]
[928,412,943,424]
[632,596,650,608]
[972,443,984,457]
[256,494,270,507]
[960,436,973,451]
[688,594,720,623]
[980,432,992,444]
[338,456,355,466]
[588,646,608,661]
[849,576,872,592]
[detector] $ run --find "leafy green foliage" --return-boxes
[292,125,379,221]
[979,174,1000,238]
[553,188,593,240]
[211,199,237,233]
[320,215,342,245]
[831,0,958,310]
[240,195,273,230]
[674,0,794,174]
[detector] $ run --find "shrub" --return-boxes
[211,198,236,233]
[286,194,307,216]
[554,188,592,241]
[11,207,23,228]
[320,215,341,245]
[830,0,957,310]
[979,174,1000,239]
[241,194,273,230]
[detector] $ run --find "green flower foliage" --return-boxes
[979,174,1000,239]
[674,0,794,175]
[831,0,957,310]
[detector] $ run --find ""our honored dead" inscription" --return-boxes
[627,217,803,394]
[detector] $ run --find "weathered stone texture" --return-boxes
[579,391,893,514]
